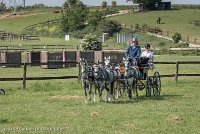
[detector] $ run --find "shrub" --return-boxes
[172,32,182,43]
[80,34,102,51]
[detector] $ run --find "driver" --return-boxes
[125,36,141,65]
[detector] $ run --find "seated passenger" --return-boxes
[141,44,154,79]
[142,43,154,62]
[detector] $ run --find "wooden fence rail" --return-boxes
[122,23,200,44]
[0,61,200,89]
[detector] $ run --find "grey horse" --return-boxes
[79,58,94,103]
[93,61,115,102]
[123,57,139,100]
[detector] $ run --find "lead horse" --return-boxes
[123,57,140,100]
[93,60,116,103]
[79,58,94,102]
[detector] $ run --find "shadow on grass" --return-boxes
[137,94,183,101]
[111,94,183,104]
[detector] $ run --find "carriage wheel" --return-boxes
[153,72,161,97]
[132,78,138,98]
[146,77,152,97]
[0,89,5,95]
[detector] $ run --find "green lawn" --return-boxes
[110,9,200,38]
[0,9,61,34]
[0,55,200,133]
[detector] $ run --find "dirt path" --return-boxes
[148,33,200,47]
[0,12,48,20]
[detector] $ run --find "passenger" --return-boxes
[141,43,154,79]
[125,36,141,65]
[142,43,154,62]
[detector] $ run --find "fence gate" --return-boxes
[116,33,133,44]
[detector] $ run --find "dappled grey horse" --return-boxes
[93,61,116,102]
[79,58,94,102]
[123,57,139,100]
[104,56,120,78]
[104,56,121,99]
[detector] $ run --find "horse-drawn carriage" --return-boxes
[115,57,161,99]
[79,56,161,102]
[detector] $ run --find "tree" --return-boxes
[88,10,104,28]
[126,0,161,9]
[67,0,78,7]
[60,1,89,32]
[112,1,117,8]
[0,2,6,14]
[99,20,122,36]
[102,1,107,9]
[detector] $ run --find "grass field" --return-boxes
[0,55,200,133]
[0,8,61,34]
[111,9,200,38]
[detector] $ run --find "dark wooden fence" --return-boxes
[153,61,200,81]
[0,61,200,89]
[122,23,200,44]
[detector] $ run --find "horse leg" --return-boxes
[127,82,133,100]
[84,87,88,103]
[109,81,115,102]
[99,86,104,102]
[88,82,92,101]
[94,85,97,102]
[82,81,88,103]
[105,86,109,103]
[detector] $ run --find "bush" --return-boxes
[80,34,102,51]
[172,32,182,43]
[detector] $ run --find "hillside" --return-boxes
[110,9,200,37]
[0,8,61,34]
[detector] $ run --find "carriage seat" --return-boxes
[137,57,153,80]
[138,57,151,67]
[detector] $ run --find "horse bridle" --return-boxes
[124,61,136,78]
[94,65,102,78]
